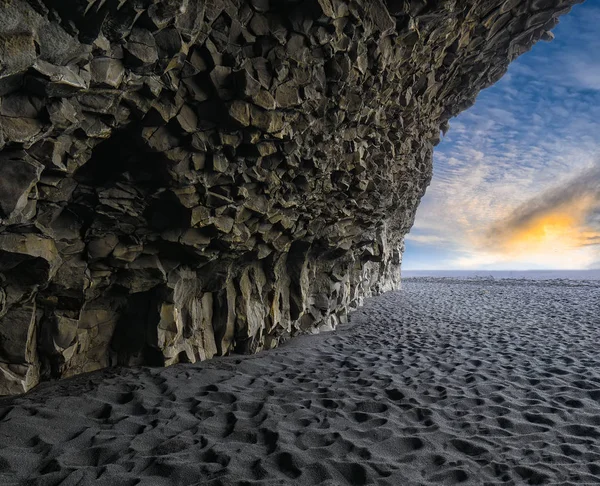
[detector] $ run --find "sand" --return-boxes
[1,277,599,485]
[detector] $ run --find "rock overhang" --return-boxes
[0,0,582,395]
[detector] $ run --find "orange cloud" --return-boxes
[491,194,600,257]
[460,165,600,268]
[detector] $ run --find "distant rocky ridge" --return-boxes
[0,0,581,395]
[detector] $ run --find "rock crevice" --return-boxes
[0,0,580,395]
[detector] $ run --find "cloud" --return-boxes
[403,1,600,270]
[484,165,600,251]
[404,234,450,245]
[464,164,600,268]
[568,61,600,92]
[416,155,600,270]
[415,162,600,270]
[509,4,600,93]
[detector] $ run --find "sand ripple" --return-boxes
[1,278,599,485]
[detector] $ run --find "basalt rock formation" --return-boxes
[0,0,580,395]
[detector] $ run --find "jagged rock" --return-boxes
[210,66,234,99]
[0,0,577,395]
[87,235,119,259]
[0,301,37,364]
[112,242,144,263]
[275,82,302,108]
[57,305,120,377]
[159,273,219,363]
[0,32,37,78]
[317,0,349,19]
[1,93,47,147]
[90,58,125,88]
[366,0,397,33]
[0,301,38,395]
[236,68,262,97]
[30,60,89,97]
[212,153,229,173]
[213,216,235,233]
[125,28,159,66]
[0,152,43,221]
[250,106,285,133]
[252,90,276,110]
[228,100,251,126]
[192,206,211,226]
[176,104,198,132]
[0,233,61,285]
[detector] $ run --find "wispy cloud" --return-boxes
[457,164,600,269]
[405,234,451,245]
[485,165,600,251]
[403,2,600,270]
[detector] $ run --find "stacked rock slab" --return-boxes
[0,0,580,395]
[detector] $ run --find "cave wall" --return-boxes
[0,0,580,395]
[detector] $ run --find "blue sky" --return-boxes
[403,2,600,271]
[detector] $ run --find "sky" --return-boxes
[402,1,600,271]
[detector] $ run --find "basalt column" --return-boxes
[0,0,580,394]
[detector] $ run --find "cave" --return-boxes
[0,0,580,395]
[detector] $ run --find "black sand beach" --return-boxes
[1,277,599,485]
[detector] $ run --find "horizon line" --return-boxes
[401,268,600,272]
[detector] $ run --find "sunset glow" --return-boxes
[402,2,600,271]
[454,193,600,269]
[493,197,599,257]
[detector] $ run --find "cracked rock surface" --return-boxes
[0,0,581,395]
